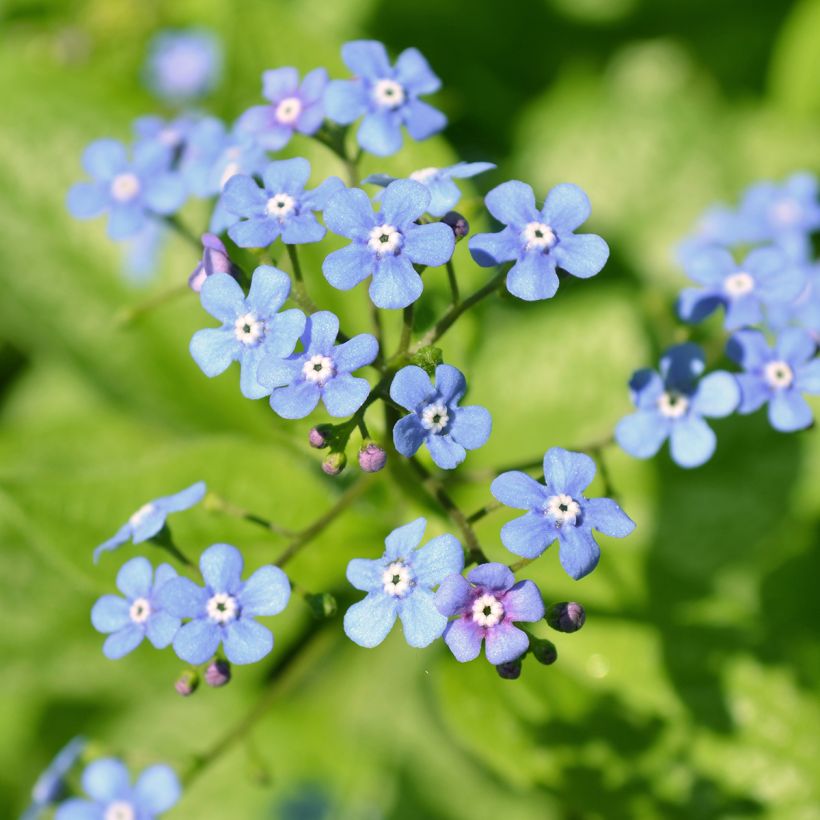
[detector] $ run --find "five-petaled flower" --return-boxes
[222,158,344,248]
[322,179,454,309]
[324,40,446,156]
[93,481,206,563]
[390,364,492,469]
[469,181,609,301]
[491,447,635,579]
[91,557,181,660]
[55,757,180,820]
[158,543,291,665]
[257,310,378,419]
[144,28,221,103]
[344,518,464,648]
[23,737,86,820]
[190,266,306,399]
[615,343,740,468]
[435,563,544,665]
[727,328,820,432]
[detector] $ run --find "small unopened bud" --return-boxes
[530,638,558,666]
[309,425,332,449]
[305,591,338,619]
[547,602,586,633]
[410,345,444,376]
[175,669,199,696]
[322,451,347,476]
[205,659,231,687]
[188,233,243,292]
[496,658,522,680]
[442,211,470,240]
[358,442,387,473]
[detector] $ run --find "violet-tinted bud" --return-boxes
[305,591,338,619]
[496,658,522,680]
[309,425,332,449]
[358,442,387,473]
[547,602,586,634]
[188,233,242,292]
[530,638,558,666]
[205,659,231,687]
[175,669,199,696]
[442,210,470,240]
[322,451,347,476]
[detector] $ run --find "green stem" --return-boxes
[116,283,190,326]
[204,493,298,538]
[149,527,195,569]
[466,500,503,525]
[397,303,414,358]
[285,243,319,315]
[445,259,460,305]
[164,214,201,251]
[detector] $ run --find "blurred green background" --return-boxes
[2,0,820,817]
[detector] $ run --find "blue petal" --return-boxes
[425,177,462,216]
[393,413,427,457]
[490,471,547,510]
[484,180,538,227]
[677,288,723,323]
[724,293,762,329]
[157,576,207,619]
[390,365,433,410]
[776,328,816,365]
[346,557,383,592]
[82,139,127,180]
[247,265,291,314]
[583,498,636,538]
[262,157,311,194]
[615,410,670,458]
[93,522,132,563]
[223,619,274,664]
[629,369,665,409]
[434,573,471,616]
[153,562,177,590]
[103,625,144,659]
[403,221,454,267]
[343,593,398,648]
[264,309,307,357]
[299,66,328,103]
[443,617,483,662]
[397,589,447,648]
[200,272,245,322]
[116,556,153,599]
[445,161,496,180]
[449,405,492,451]
[394,47,441,94]
[229,215,278,250]
[107,203,145,240]
[381,179,429,226]
[302,310,339,354]
[322,374,371,416]
[506,254,560,301]
[133,765,181,814]
[239,565,291,616]
[485,623,530,665]
[270,380,321,419]
[130,506,166,543]
[467,562,514,591]
[341,40,392,78]
[145,611,180,649]
[191,327,239,381]
[540,183,591,234]
[426,433,467,470]
[726,329,771,370]
[553,233,609,279]
[369,253,423,309]
[468,227,520,267]
[411,533,464,587]
[384,518,427,560]
[143,174,186,215]
[796,358,820,392]
[324,79,368,125]
[357,110,403,156]
[301,176,346,211]
[735,373,771,414]
[323,243,375,290]
[692,371,740,418]
[503,580,545,622]
[82,758,130,802]
[543,447,596,496]
[683,247,735,286]
[200,543,243,593]
[660,343,706,391]
[434,364,466,404]
[222,174,266,217]
[54,798,102,820]
[499,512,554,559]
[262,66,299,100]
[172,619,221,664]
[91,595,130,634]
[769,389,813,431]
[67,182,108,218]
[333,333,378,372]
[669,415,716,468]
[403,99,447,141]
[157,481,206,514]
[558,526,601,580]
[323,187,375,240]
[281,213,325,244]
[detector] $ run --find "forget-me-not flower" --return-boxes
[257,310,378,419]
[322,179,455,309]
[324,40,446,156]
[435,563,544,665]
[190,266,306,399]
[344,518,464,648]
[727,328,820,432]
[469,181,609,301]
[144,28,221,103]
[615,343,740,468]
[22,737,86,820]
[491,447,636,579]
[158,543,291,665]
[390,364,491,469]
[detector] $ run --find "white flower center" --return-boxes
[382,561,413,597]
[657,391,689,419]
[129,502,156,528]
[764,360,794,389]
[275,96,303,124]
[234,312,265,345]
[105,801,135,820]
[207,592,238,624]
[420,401,449,432]
[521,221,556,252]
[546,493,581,526]
[409,166,439,184]
[110,172,141,203]
[368,223,403,255]
[265,192,297,220]
[771,199,800,227]
[472,594,504,628]
[302,354,335,385]
[723,271,755,298]
[372,78,405,108]
[129,596,152,624]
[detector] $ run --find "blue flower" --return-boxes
[322,179,455,309]
[222,158,344,248]
[144,28,221,102]
[93,481,206,563]
[364,162,495,217]
[344,518,464,648]
[490,447,635,580]
[22,737,86,820]
[390,364,492,470]
[67,139,187,240]
[677,246,805,329]
[55,758,180,820]
[434,563,544,665]
[766,262,820,335]
[237,67,327,150]
[190,267,306,399]
[158,544,291,665]
[615,343,740,468]
[324,40,446,156]
[727,328,820,432]
[257,310,378,419]
[469,181,609,301]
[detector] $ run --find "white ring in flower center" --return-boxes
[104,801,135,820]
[110,172,141,203]
[302,354,335,385]
[275,96,303,124]
[723,271,755,298]
[129,502,156,528]
[382,561,413,597]
[234,312,265,345]
[546,493,581,526]
[368,224,403,255]
[521,221,556,252]
[265,192,296,220]
[129,596,152,624]
[764,360,794,389]
[372,79,405,108]
[657,391,689,419]
[420,402,449,432]
[207,592,238,624]
[409,167,439,184]
[472,594,504,628]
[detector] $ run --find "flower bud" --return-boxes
[546,602,586,633]
[205,659,231,687]
[442,211,470,240]
[358,442,387,473]
[305,591,338,619]
[188,233,243,292]
[410,345,444,377]
[309,425,332,449]
[530,638,558,666]
[496,658,522,680]
[322,451,347,476]
[175,669,199,696]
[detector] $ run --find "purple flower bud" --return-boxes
[547,602,586,633]
[496,658,522,680]
[205,659,231,687]
[322,451,347,476]
[175,669,199,696]
[530,638,558,666]
[188,233,242,292]
[358,442,387,473]
[442,211,470,240]
[309,425,331,449]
